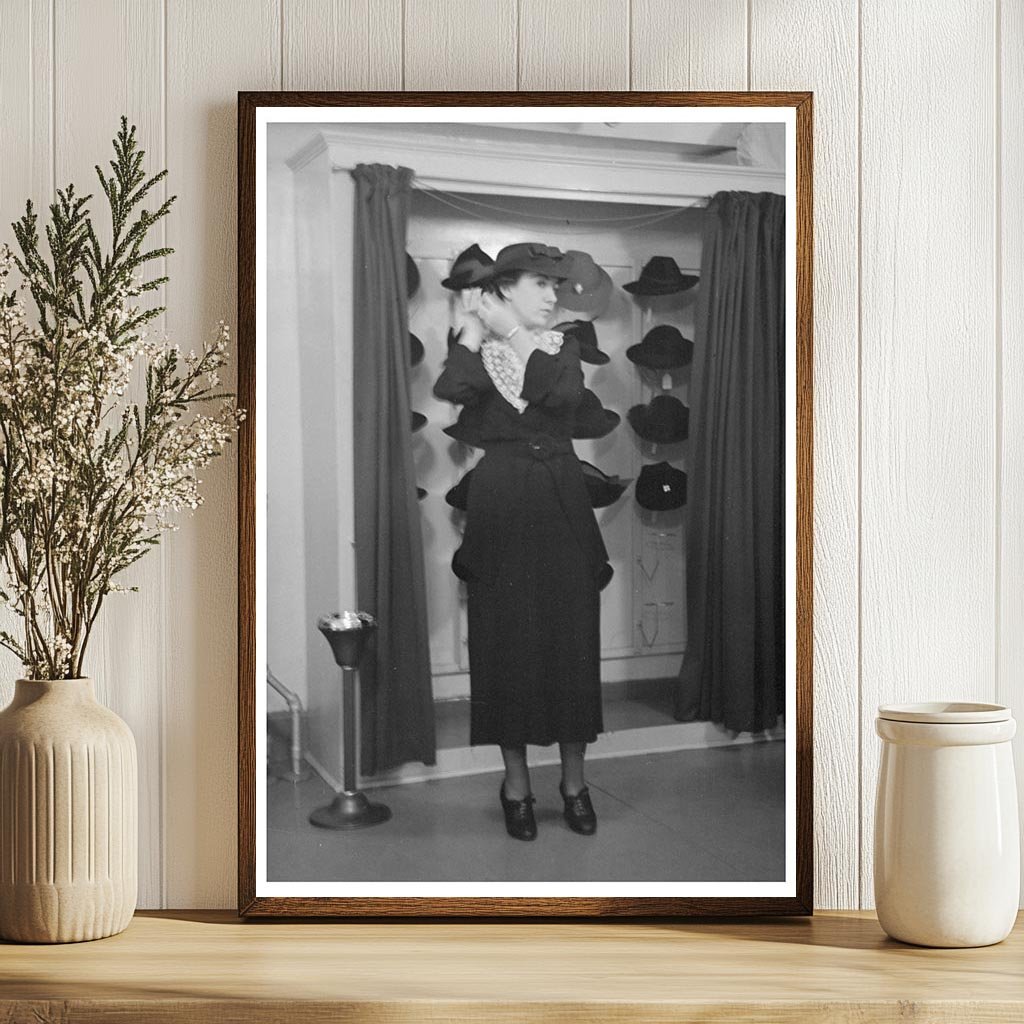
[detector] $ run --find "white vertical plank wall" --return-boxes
[750,0,861,912]
[1001,0,1024,906]
[283,0,402,91]
[405,0,517,90]
[162,0,279,908]
[0,0,1017,910]
[0,2,53,694]
[519,0,630,91]
[858,0,998,909]
[53,0,168,910]
[631,0,746,91]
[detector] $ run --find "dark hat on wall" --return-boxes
[579,460,630,509]
[442,408,484,448]
[445,469,474,511]
[408,331,425,366]
[441,243,495,290]
[416,486,427,500]
[411,410,427,432]
[635,461,687,511]
[627,395,689,444]
[491,242,569,280]
[572,388,620,440]
[406,253,420,297]
[626,324,694,370]
[554,319,610,366]
[623,256,699,296]
[555,250,613,316]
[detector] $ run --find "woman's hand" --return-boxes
[455,288,485,352]
[476,292,521,340]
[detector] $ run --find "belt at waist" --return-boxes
[483,438,574,461]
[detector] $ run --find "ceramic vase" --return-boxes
[0,677,137,943]
[874,701,1019,948]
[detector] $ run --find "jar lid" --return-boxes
[877,701,1011,724]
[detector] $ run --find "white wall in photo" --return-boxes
[0,0,1018,912]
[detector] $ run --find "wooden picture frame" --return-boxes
[238,91,813,917]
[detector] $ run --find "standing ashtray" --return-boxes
[309,611,392,830]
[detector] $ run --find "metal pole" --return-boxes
[342,666,357,793]
[266,670,312,783]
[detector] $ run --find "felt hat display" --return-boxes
[491,242,569,280]
[635,461,687,511]
[572,388,620,440]
[406,253,420,297]
[626,324,693,370]
[623,256,699,296]
[445,469,474,511]
[442,411,483,448]
[441,243,495,290]
[579,460,630,509]
[627,395,689,444]
[411,411,427,432]
[555,250,613,316]
[408,331,424,366]
[554,319,610,366]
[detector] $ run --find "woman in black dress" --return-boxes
[434,242,610,841]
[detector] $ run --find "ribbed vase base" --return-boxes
[0,880,135,943]
[0,880,136,942]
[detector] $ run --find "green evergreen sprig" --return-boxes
[0,117,244,679]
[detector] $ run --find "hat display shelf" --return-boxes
[623,257,698,658]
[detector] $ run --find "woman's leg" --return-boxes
[501,744,531,799]
[559,741,587,795]
[559,741,597,834]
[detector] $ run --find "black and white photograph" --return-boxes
[242,97,810,913]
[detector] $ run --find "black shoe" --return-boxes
[500,783,538,841]
[560,781,597,835]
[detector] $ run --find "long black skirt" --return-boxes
[466,458,603,748]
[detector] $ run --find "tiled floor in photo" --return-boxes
[266,740,786,883]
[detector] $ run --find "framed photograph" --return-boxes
[238,91,812,917]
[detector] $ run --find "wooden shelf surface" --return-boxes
[2,910,1024,1022]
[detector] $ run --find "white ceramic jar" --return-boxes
[874,702,1019,947]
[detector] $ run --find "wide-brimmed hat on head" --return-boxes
[572,388,620,440]
[635,461,687,511]
[554,319,609,366]
[406,253,420,297]
[407,331,424,366]
[579,461,630,509]
[555,251,612,315]
[627,394,689,444]
[626,325,693,370]
[491,242,569,280]
[441,243,494,290]
[623,256,699,296]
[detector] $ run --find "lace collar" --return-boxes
[481,330,563,414]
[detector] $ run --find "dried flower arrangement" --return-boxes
[0,117,243,679]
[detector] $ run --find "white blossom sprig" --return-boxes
[0,118,244,680]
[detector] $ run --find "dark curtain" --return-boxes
[350,163,436,773]
[675,191,786,733]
